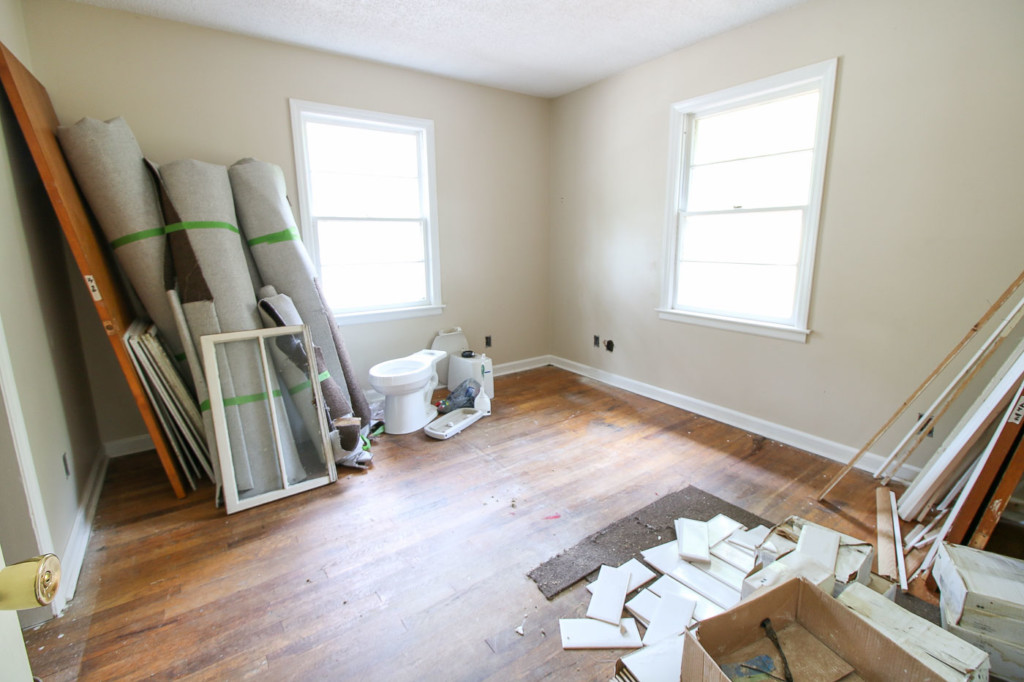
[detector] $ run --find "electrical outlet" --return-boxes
[62,452,70,479]
[593,335,600,347]
[605,339,614,352]
[485,335,492,348]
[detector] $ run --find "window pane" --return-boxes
[676,262,797,321]
[687,150,812,211]
[310,171,420,218]
[693,91,819,165]
[306,122,419,178]
[680,210,803,266]
[317,219,424,266]
[320,261,427,310]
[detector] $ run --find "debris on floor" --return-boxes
[557,514,991,682]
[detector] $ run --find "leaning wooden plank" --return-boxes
[838,583,989,681]
[587,565,631,625]
[587,558,655,596]
[969,436,1024,548]
[947,379,1024,543]
[876,487,898,580]
[675,518,709,562]
[642,593,695,647]
[0,41,185,498]
[876,293,1024,484]
[817,266,1024,500]
[641,541,740,609]
[899,336,1024,519]
[647,575,723,622]
[559,618,642,650]
[890,490,908,592]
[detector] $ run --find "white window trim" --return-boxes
[289,99,444,325]
[659,59,837,343]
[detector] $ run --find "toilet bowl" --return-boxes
[368,349,447,434]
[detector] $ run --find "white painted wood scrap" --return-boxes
[559,618,642,649]
[620,635,686,682]
[890,490,909,591]
[587,564,631,625]
[838,583,989,681]
[642,593,695,647]
[641,541,740,609]
[587,558,655,595]
[675,518,710,562]
[706,514,745,546]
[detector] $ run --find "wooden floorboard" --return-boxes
[24,366,889,681]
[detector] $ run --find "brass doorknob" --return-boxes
[0,554,60,610]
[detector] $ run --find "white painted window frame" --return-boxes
[201,325,337,514]
[290,99,444,325]
[659,59,838,343]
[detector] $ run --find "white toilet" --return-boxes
[368,349,447,434]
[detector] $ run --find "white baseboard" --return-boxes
[497,355,920,484]
[103,434,154,458]
[52,451,108,616]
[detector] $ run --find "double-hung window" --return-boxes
[660,59,837,342]
[290,100,442,324]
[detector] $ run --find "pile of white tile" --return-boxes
[558,514,874,681]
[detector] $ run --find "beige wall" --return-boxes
[23,0,552,411]
[549,0,1024,462]
[0,0,102,627]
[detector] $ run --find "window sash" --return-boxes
[660,59,837,341]
[290,99,442,322]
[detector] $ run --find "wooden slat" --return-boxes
[948,380,1024,543]
[968,436,1024,549]
[0,40,184,498]
[875,487,898,580]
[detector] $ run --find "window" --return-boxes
[660,59,837,342]
[290,100,442,324]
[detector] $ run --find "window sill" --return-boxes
[334,304,445,326]
[656,308,810,343]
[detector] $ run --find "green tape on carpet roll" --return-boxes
[165,220,240,235]
[285,370,331,396]
[109,226,166,249]
[248,226,300,247]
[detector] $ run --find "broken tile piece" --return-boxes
[621,634,686,681]
[729,525,770,550]
[707,514,745,546]
[642,593,695,646]
[587,558,656,596]
[796,524,841,573]
[559,617,642,649]
[586,564,631,625]
[647,575,724,622]
[625,589,661,627]
[642,541,740,610]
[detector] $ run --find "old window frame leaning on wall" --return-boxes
[290,99,443,325]
[659,59,837,343]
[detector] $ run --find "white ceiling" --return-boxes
[73,0,808,98]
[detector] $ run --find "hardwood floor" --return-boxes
[24,366,888,681]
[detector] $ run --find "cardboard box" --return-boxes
[933,542,1024,640]
[683,578,939,681]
